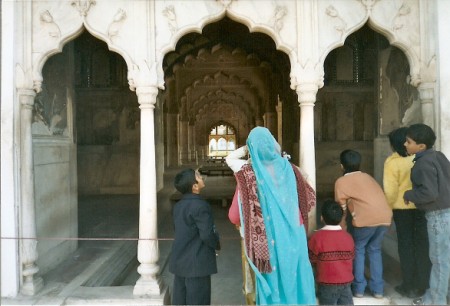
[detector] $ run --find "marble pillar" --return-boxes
[188,123,195,162]
[437,0,450,155]
[255,117,264,127]
[179,120,188,164]
[264,111,277,138]
[296,83,318,234]
[166,113,178,167]
[418,82,435,129]
[19,89,44,296]
[133,86,165,296]
[276,99,283,147]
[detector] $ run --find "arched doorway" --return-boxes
[33,30,140,278]
[315,24,420,198]
[161,17,296,166]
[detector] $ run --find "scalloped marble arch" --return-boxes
[319,15,420,86]
[33,23,135,92]
[159,7,421,90]
[181,71,264,117]
[196,102,248,127]
[192,90,253,121]
[32,3,422,92]
[158,10,293,66]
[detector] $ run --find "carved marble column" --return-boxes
[418,82,435,129]
[166,113,178,167]
[179,119,188,164]
[264,111,277,138]
[276,98,283,147]
[188,122,195,162]
[133,85,165,296]
[296,83,318,234]
[19,88,44,296]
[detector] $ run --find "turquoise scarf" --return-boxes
[244,127,316,305]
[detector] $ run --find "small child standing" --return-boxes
[403,124,450,306]
[334,149,392,299]
[308,199,355,305]
[169,169,221,305]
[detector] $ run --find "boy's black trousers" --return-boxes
[172,275,211,305]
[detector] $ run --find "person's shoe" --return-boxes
[372,293,383,299]
[353,292,364,298]
[412,297,424,305]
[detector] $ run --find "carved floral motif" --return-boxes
[392,3,411,31]
[325,5,347,37]
[216,0,235,9]
[272,5,287,32]
[33,85,68,136]
[108,9,127,42]
[40,10,61,38]
[360,0,380,13]
[71,0,96,17]
[162,5,177,34]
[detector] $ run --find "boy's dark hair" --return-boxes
[340,149,361,174]
[174,168,197,194]
[388,127,408,157]
[406,123,436,149]
[321,199,343,226]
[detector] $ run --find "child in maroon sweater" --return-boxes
[309,199,355,305]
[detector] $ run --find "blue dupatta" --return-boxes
[243,127,316,305]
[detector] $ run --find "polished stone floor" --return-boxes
[2,167,417,305]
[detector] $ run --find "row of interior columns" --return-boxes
[174,112,279,165]
[17,78,436,296]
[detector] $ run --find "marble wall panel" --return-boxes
[335,100,354,141]
[315,141,374,197]
[77,145,139,195]
[34,144,77,275]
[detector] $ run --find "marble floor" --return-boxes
[2,166,418,305]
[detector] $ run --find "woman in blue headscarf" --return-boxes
[226,127,317,305]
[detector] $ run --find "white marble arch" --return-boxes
[153,1,437,181]
[29,1,435,100]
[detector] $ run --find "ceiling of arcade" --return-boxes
[162,17,290,137]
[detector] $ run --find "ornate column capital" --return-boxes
[136,85,158,109]
[129,60,160,92]
[417,82,435,129]
[290,62,323,105]
[418,82,435,103]
[295,83,319,106]
[18,88,37,107]
[409,74,421,87]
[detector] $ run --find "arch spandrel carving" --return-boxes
[155,1,296,75]
[29,0,434,98]
[31,0,149,91]
[369,0,421,79]
[317,1,367,62]
[316,0,423,84]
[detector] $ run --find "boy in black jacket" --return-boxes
[169,168,220,305]
[403,124,450,305]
